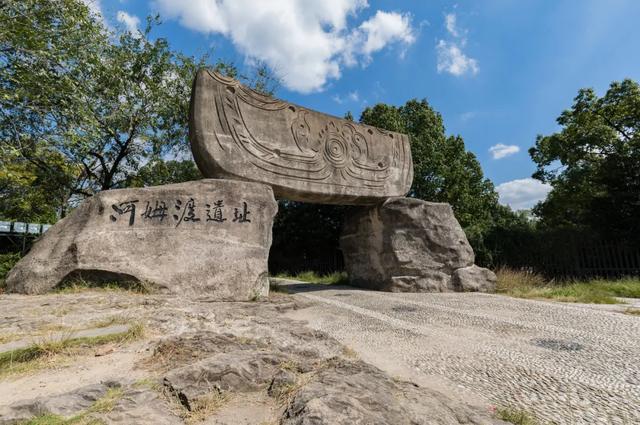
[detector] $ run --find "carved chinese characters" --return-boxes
[189,70,414,205]
[108,197,252,227]
[5,180,278,299]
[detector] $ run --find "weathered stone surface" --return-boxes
[0,382,119,424]
[5,179,277,300]
[452,265,497,292]
[0,383,181,425]
[189,70,413,204]
[163,351,289,409]
[282,359,506,425]
[340,197,495,292]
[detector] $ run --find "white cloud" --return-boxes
[344,10,415,65]
[496,178,552,210]
[436,12,478,77]
[153,0,415,93]
[445,13,459,37]
[117,10,140,33]
[436,40,478,76]
[489,143,520,159]
[332,90,360,104]
[459,111,477,122]
[81,0,104,18]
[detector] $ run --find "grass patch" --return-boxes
[269,280,290,294]
[19,387,123,424]
[158,384,228,425]
[624,308,640,316]
[86,387,124,414]
[495,268,640,304]
[185,392,229,424]
[18,414,104,425]
[495,406,540,425]
[341,346,358,359]
[274,271,349,285]
[0,332,19,344]
[56,278,152,294]
[88,315,131,329]
[0,323,144,378]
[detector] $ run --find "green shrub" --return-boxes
[0,252,21,291]
[274,270,349,285]
[496,267,640,304]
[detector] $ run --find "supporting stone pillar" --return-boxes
[6,179,278,300]
[340,197,496,292]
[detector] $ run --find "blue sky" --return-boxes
[91,0,640,210]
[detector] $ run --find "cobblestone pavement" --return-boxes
[283,283,640,425]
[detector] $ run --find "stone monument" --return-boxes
[340,197,496,292]
[190,70,413,205]
[6,180,277,299]
[6,69,495,298]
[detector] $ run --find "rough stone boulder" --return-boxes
[190,70,413,205]
[340,197,496,292]
[5,179,277,300]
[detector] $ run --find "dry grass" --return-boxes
[56,278,152,295]
[86,387,124,414]
[273,271,349,286]
[88,315,131,329]
[157,382,229,425]
[495,406,541,425]
[185,392,229,424]
[624,308,640,316]
[341,346,358,359]
[0,323,144,378]
[0,332,19,344]
[18,386,123,425]
[18,414,105,425]
[495,268,640,304]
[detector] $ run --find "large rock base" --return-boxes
[340,197,496,293]
[6,179,278,300]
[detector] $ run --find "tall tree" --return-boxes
[0,0,277,220]
[126,159,202,188]
[360,100,499,230]
[530,79,640,243]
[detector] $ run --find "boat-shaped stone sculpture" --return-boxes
[189,70,413,204]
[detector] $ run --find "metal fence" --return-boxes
[490,231,640,278]
[0,221,51,236]
[0,221,52,254]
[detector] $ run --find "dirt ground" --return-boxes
[0,289,505,425]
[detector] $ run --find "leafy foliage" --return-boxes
[530,79,640,244]
[360,100,499,230]
[272,100,513,272]
[0,0,277,222]
[126,159,202,188]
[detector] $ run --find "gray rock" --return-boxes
[97,388,181,425]
[190,70,413,205]
[163,351,289,410]
[282,359,506,425]
[268,368,298,398]
[452,265,497,292]
[5,179,277,300]
[0,381,119,424]
[340,197,495,292]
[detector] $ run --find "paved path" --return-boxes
[281,282,640,425]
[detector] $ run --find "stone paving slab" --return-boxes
[280,281,640,425]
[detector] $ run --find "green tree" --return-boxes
[530,79,640,243]
[126,159,202,188]
[360,100,499,230]
[1,0,276,220]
